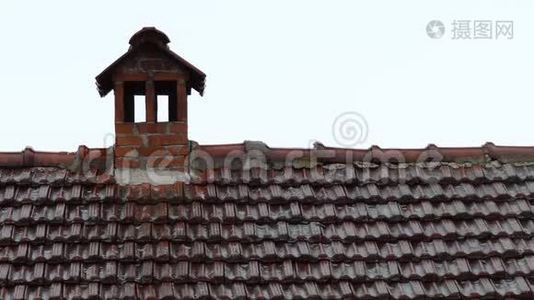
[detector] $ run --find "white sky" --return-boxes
[0,1,533,152]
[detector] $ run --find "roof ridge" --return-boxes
[0,146,109,169]
[2,142,534,168]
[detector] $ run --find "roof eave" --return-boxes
[95,45,206,98]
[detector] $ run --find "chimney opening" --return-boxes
[157,95,169,122]
[155,81,178,122]
[134,95,146,123]
[123,81,146,123]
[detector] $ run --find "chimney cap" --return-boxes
[129,27,171,48]
[95,27,206,97]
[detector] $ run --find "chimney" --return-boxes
[95,27,206,183]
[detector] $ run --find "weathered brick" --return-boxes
[116,136,144,146]
[168,122,188,134]
[165,145,189,156]
[136,123,168,134]
[167,156,187,169]
[145,155,186,169]
[115,123,135,135]
[137,146,169,157]
[145,156,167,170]
[115,146,139,158]
[115,157,141,169]
[147,134,187,146]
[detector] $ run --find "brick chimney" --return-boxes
[95,27,205,183]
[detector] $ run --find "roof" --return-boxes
[5,142,534,168]
[2,142,534,299]
[95,27,206,97]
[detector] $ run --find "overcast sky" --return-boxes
[0,1,532,152]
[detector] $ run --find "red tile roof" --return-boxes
[2,142,534,299]
[3,142,534,169]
